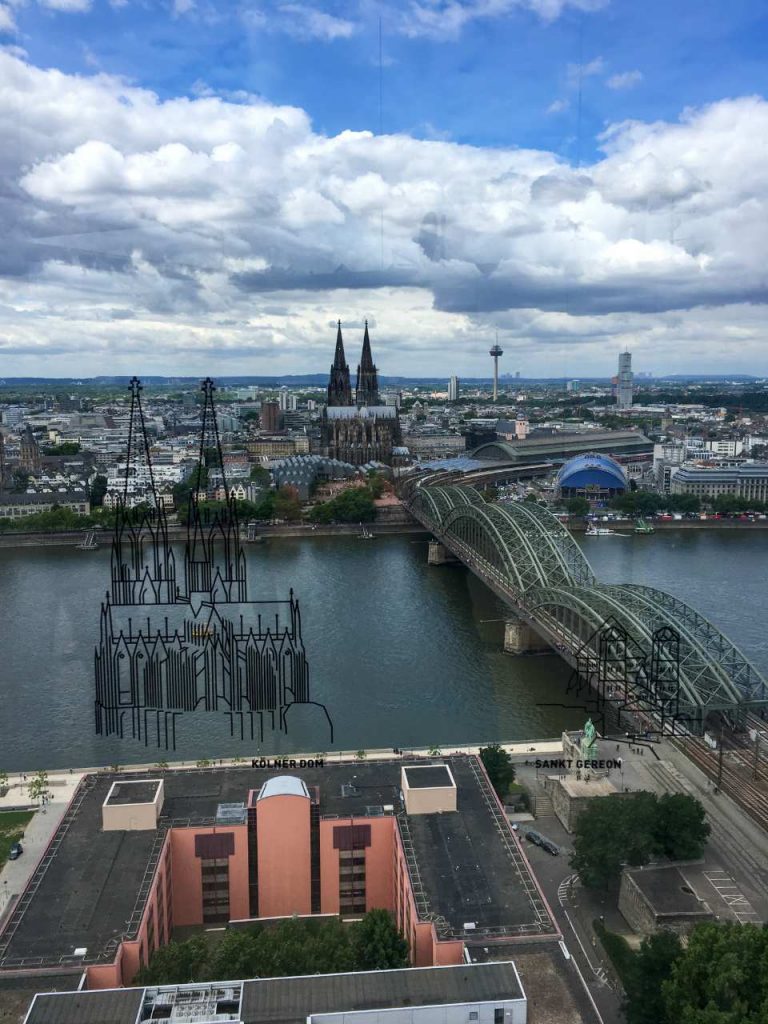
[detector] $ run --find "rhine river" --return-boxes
[1,530,767,772]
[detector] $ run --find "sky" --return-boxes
[1,0,768,379]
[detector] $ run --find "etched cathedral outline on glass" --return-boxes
[94,377,333,750]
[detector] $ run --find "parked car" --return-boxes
[524,829,543,846]
[541,840,560,856]
[8,842,23,860]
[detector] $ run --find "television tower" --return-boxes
[489,340,504,401]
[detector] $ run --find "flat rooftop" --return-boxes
[1,757,555,970]
[626,866,711,916]
[24,962,525,1024]
[242,961,524,1024]
[105,780,161,805]
[403,764,453,788]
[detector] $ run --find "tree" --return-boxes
[653,793,710,860]
[0,770,8,793]
[352,908,409,969]
[479,484,499,503]
[668,493,700,513]
[663,923,768,1024]
[571,792,658,889]
[136,912,407,985]
[249,464,270,484]
[89,474,108,508]
[623,930,682,1024]
[135,934,209,985]
[28,770,50,805]
[566,496,590,517]
[479,744,515,800]
[311,488,376,524]
[273,485,302,522]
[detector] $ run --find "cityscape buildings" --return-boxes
[616,352,633,410]
[448,376,459,402]
[321,323,401,465]
[489,343,504,402]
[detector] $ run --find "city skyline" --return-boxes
[2,3,768,377]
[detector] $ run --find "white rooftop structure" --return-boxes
[257,776,310,801]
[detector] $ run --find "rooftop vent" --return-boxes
[341,783,361,798]
[364,805,384,816]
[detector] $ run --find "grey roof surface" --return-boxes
[240,962,524,1024]
[403,765,453,789]
[2,757,553,968]
[25,988,144,1024]
[626,866,711,915]
[406,758,551,935]
[106,780,160,805]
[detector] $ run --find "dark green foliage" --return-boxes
[89,474,108,507]
[593,919,636,987]
[479,744,516,800]
[351,908,409,969]
[41,442,81,455]
[571,792,658,889]
[662,923,768,1024]
[273,485,302,521]
[654,792,710,859]
[624,930,682,1024]
[310,487,376,524]
[571,791,709,889]
[135,911,408,986]
[249,464,270,483]
[565,496,590,516]
[136,934,209,985]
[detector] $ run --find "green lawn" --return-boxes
[0,811,34,868]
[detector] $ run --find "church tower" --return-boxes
[327,320,353,407]
[19,425,41,474]
[355,320,380,407]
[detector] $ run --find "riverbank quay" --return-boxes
[3,515,768,549]
[0,738,565,794]
[0,521,430,549]
[567,517,768,532]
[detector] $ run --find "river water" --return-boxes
[0,530,766,772]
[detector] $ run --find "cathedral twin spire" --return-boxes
[326,320,380,408]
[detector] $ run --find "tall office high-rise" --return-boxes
[448,376,459,402]
[616,351,633,409]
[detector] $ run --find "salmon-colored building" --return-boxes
[0,757,558,992]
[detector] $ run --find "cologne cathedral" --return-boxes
[320,321,400,465]
[94,378,332,750]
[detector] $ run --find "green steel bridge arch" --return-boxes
[407,477,768,729]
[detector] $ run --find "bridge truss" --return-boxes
[407,478,768,732]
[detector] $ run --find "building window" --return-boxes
[201,857,230,924]
[469,1013,478,1021]
[338,848,366,915]
[494,1009,504,1024]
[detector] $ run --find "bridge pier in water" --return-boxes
[503,617,551,655]
[427,540,458,565]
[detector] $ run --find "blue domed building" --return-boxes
[556,453,627,504]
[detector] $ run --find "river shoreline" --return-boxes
[1,516,767,548]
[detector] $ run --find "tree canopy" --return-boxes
[136,910,408,986]
[479,744,516,800]
[571,791,710,889]
[310,486,377,524]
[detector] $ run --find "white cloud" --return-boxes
[173,0,195,14]
[398,0,609,40]
[607,69,643,91]
[38,0,92,11]
[2,53,768,375]
[277,4,356,40]
[0,3,17,31]
[546,98,569,115]
[566,56,605,88]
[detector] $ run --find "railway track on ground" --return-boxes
[673,736,768,833]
